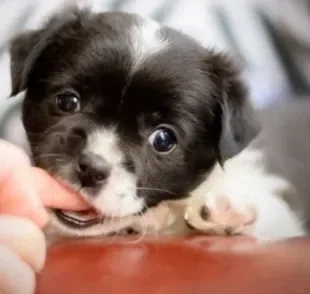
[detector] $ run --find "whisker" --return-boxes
[107,217,118,244]
[146,206,160,240]
[109,198,128,243]
[126,203,156,244]
[127,216,147,244]
[44,165,61,174]
[32,154,62,161]
[137,187,178,197]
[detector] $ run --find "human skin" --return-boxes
[0,139,89,294]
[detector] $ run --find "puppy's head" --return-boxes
[10,10,259,235]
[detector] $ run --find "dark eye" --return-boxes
[56,92,80,113]
[148,128,177,153]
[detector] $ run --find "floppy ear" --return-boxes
[205,51,260,163]
[9,8,89,97]
[10,30,42,96]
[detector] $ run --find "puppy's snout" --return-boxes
[77,153,111,187]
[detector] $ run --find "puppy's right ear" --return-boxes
[9,30,42,96]
[204,51,260,164]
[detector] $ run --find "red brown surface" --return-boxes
[36,236,310,294]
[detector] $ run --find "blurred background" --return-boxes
[0,0,309,151]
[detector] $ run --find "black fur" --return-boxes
[10,10,259,211]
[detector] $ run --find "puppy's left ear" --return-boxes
[9,30,43,97]
[205,51,260,163]
[9,9,90,97]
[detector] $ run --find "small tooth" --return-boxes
[61,210,97,221]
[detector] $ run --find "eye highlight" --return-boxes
[148,127,177,153]
[56,91,81,113]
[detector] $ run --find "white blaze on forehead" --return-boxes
[87,128,123,166]
[85,128,144,217]
[129,17,169,71]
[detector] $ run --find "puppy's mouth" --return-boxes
[54,209,104,228]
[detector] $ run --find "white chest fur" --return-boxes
[134,147,307,241]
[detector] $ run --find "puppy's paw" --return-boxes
[185,193,257,236]
[202,193,256,235]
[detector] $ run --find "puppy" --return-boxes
[186,99,310,242]
[9,9,258,238]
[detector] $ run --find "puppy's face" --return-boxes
[10,10,258,236]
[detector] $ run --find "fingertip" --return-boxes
[0,244,36,294]
[0,216,47,272]
[32,167,89,210]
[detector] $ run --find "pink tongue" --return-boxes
[76,209,97,216]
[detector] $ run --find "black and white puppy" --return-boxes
[9,9,258,237]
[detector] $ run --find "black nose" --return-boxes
[77,153,110,187]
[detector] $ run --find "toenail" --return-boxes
[224,227,234,236]
[200,205,210,220]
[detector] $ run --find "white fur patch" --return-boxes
[87,128,123,167]
[202,148,306,241]
[129,17,169,71]
[84,128,144,217]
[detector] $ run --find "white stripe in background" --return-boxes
[0,52,11,102]
[161,0,229,51]
[215,0,291,108]
[81,0,230,52]
[22,0,78,30]
[118,0,168,17]
[0,0,35,48]
[85,0,114,12]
